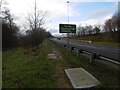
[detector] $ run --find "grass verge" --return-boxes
[2,40,57,88]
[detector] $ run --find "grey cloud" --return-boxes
[49,29,59,33]
[89,9,112,19]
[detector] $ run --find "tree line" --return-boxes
[1,0,51,50]
[68,10,120,42]
[76,11,119,36]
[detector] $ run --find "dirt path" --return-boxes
[55,62,72,88]
[50,49,72,88]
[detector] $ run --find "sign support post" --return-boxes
[59,23,76,55]
[59,1,76,56]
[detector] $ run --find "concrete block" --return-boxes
[65,68,100,89]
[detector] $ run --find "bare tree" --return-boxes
[22,0,47,48]
[0,0,7,10]
[93,26,100,34]
[0,0,3,9]
[77,25,86,36]
[85,25,93,35]
[0,0,8,20]
[2,9,20,49]
[27,0,46,31]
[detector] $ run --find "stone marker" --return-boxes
[48,54,57,60]
[65,68,100,89]
[48,50,62,60]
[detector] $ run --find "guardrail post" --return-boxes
[64,45,66,48]
[69,47,74,53]
[96,54,100,60]
[90,53,98,63]
[77,49,82,58]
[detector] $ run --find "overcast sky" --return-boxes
[6,0,119,36]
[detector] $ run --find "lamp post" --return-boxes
[67,0,69,23]
[67,0,69,55]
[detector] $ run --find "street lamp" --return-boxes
[67,0,69,55]
[67,0,69,23]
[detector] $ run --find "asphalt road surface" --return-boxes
[50,38,120,62]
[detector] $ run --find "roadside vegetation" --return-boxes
[1,0,51,51]
[68,10,120,46]
[2,40,57,88]
[3,40,119,88]
[69,32,120,47]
